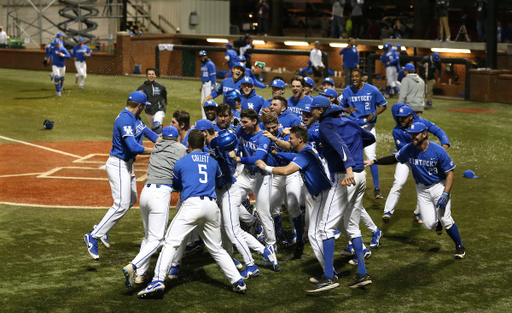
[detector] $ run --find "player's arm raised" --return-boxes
[255,160,300,176]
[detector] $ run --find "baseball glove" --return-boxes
[43,120,54,130]
[43,59,49,67]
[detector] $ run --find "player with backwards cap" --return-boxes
[365,121,465,259]
[199,50,217,119]
[84,91,160,261]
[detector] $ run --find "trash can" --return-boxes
[134,64,141,74]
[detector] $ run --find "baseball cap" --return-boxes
[236,55,246,61]
[404,63,415,71]
[233,62,246,70]
[77,37,84,42]
[162,126,179,138]
[225,43,233,48]
[53,39,61,45]
[301,104,312,113]
[304,77,315,87]
[405,122,427,133]
[199,50,207,56]
[382,44,389,50]
[310,96,330,108]
[433,52,441,62]
[395,105,414,117]
[203,100,217,108]
[128,91,151,105]
[322,77,335,85]
[56,32,65,37]
[270,79,285,89]
[320,88,338,98]
[195,119,214,131]
[240,76,254,85]
[386,42,393,47]
[314,40,320,45]
[396,44,402,50]
[463,170,479,179]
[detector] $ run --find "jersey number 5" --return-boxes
[198,164,208,183]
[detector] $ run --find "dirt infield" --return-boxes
[0,140,179,208]
[448,108,500,113]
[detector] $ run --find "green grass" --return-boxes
[1,68,512,313]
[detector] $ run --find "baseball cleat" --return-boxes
[306,275,339,293]
[310,274,338,284]
[281,233,297,247]
[292,241,305,260]
[263,245,279,271]
[93,224,110,248]
[232,257,243,270]
[435,221,443,235]
[122,263,136,289]
[414,214,423,224]
[137,281,165,299]
[384,94,390,99]
[167,265,179,280]
[382,212,392,223]
[256,224,265,243]
[348,248,372,265]
[340,244,355,256]
[334,229,341,240]
[79,85,84,89]
[233,279,247,294]
[455,245,466,259]
[240,264,260,279]
[348,273,372,288]
[374,188,384,199]
[56,91,62,97]
[370,229,383,249]
[135,274,146,285]
[83,233,99,260]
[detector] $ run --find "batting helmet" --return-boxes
[224,89,242,107]
[152,121,163,134]
[43,120,54,130]
[199,50,207,56]
[211,130,238,152]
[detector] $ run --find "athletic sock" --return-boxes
[393,86,400,94]
[386,86,391,95]
[292,214,304,243]
[352,237,367,276]
[446,223,463,246]
[273,215,283,237]
[370,164,380,189]
[322,238,335,279]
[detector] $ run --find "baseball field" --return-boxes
[1,68,511,313]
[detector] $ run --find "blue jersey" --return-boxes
[225,49,238,69]
[229,68,266,88]
[71,44,91,62]
[306,122,324,157]
[291,145,333,196]
[240,89,264,113]
[340,83,387,122]
[259,98,273,116]
[209,144,237,188]
[210,77,243,102]
[173,151,222,202]
[381,49,399,68]
[277,109,302,128]
[339,46,359,68]
[396,142,456,185]
[201,60,217,85]
[46,39,63,59]
[235,127,272,174]
[110,108,158,160]
[50,46,71,67]
[181,127,196,148]
[287,95,312,120]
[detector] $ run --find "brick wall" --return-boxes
[497,74,512,104]
[469,69,501,102]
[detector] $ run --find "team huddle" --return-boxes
[82,51,466,297]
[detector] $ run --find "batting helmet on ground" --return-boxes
[211,130,238,152]
[43,120,54,130]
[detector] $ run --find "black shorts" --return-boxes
[312,67,323,78]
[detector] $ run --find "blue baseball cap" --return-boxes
[405,122,427,133]
[304,77,315,87]
[233,62,246,70]
[310,96,330,108]
[387,42,393,47]
[128,91,151,105]
[53,39,61,45]
[433,52,441,62]
[56,32,65,37]
[396,44,402,50]
[463,170,479,179]
[404,63,415,71]
[395,105,414,117]
[199,50,207,56]
[320,88,338,98]
[203,100,217,108]
[240,76,254,85]
[162,126,179,138]
[77,37,84,42]
[301,104,312,113]
[270,79,285,89]
[322,77,335,85]
[195,119,214,131]
[236,55,246,61]
[382,44,389,50]
[225,43,233,48]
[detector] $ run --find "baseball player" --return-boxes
[288,76,313,120]
[202,62,246,108]
[259,79,286,114]
[71,37,91,89]
[339,38,359,88]
[380,44,400,98]
[230,109,279,271]
[340,68,387,199]
[239,77,265,113]
[229,55,267,89]
[203,100,218,124]
[261,96,301,129]
[320,88,341,105]
[45,32,64,82]
[382,103,450,224]
[0,25,7,45]
[321,77,335,91]
[49,39,70,97]
[303,77,315,98]
[138,68,168,134]
[199,50,217,119]
[84,91,160,260]
[307,96,376,292]
[224,42,239,69]
[137,129,247,299]
[170,110,191,146]
[122,126,187,288]
[365,122,466,259]
[224,90,243,125]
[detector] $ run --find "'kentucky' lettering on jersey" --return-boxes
[192,154,209,163]
[409,158,438,168]
[350,95,373,102]
[136,122,146,135]
[240,138,257,152]
[223,86,234,93]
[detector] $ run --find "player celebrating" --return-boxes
[303,77,315,97]
[45,32,64,82]
[49,39,70,97]
[122,126,187,288]
[137,129,247,299]
[202,62,246,107]
[71,37,91,89]
[288,76,312,120]
[138,68,168,134]
[340,68,387,199]
[365,122,465,259]
[230,55,267,89]
[239,77,265,113]
[224,42,238,70]
[199,50,217,119]
[321,77,335,91]
[260,79,286,114]
[84,91,160,261]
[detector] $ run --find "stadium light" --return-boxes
[329,43,348,48]
[207,38,229,43]
[431,48,471,53]
[401,46,407,51]
[253,40,265,45]
[378,45,383,49]
[284,41,309,46]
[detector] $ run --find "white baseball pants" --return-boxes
[270,172,303,219]
[146,111,166,129]
[75,61,87,86]
[386,66,397,88]
[384,162,420,215]
[362,123,377,161]
[201,81,213,119]
[416,181,455,231]
[52,65,66,79]
[306,188,329,270]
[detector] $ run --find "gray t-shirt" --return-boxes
[146,139,187,185]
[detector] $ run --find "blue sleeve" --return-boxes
[438,149,456,172]
[421,118,450,147]
[374,89,388,108]
[356,50,359,64]
[123,135,145,154]
[393,128,408,150]
[62,48,71,59]
[240,149,268,165]
[249,70,266,89]
[71,47,76,58]
[389,52,399,65]
[361,128,376,148]
[319,121,356,169]
[339,48,347,55]
[143,127,160,143]
[340,89,349,107]
[277,152,298,163]
[172,162,183,191]
[215,162,223,187]
[87,47,91,56]
[208,63,216,85]
[210,80,223,98]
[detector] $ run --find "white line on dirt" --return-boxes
[0,135,82,158]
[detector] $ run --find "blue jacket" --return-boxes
[240,88,264,113]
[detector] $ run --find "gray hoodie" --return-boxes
[398,73,425,111]
[146,139,187,185]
